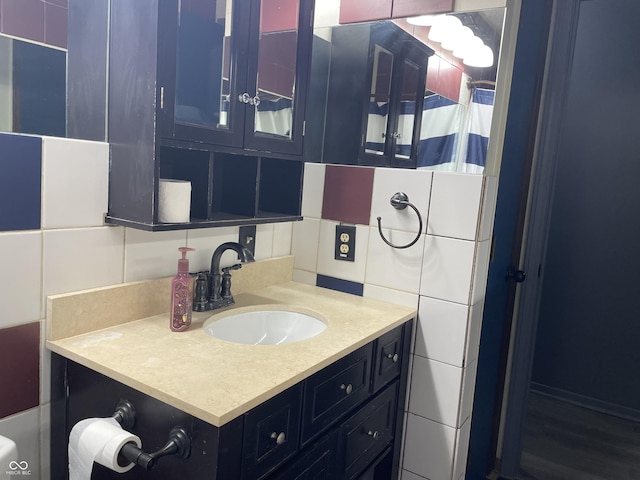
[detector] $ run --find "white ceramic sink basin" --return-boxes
[203,308,327,345]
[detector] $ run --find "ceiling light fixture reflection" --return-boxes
[406,15,437,26]
[427,15,462,43]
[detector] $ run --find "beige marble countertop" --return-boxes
[47,276,415,427]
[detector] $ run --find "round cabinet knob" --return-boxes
[367,430,379,440]
[238,92,252,104]
[270,432,286,445]
[252,95,261,106]
[340,383,353,395]
[387,353,399,363]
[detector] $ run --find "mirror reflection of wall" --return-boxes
[311,3,504,174]
[0,35,66,137]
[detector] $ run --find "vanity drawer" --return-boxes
[337,382,398,480]
[301,343,373,446]
[242,383,303,480]
[371,324,404,394]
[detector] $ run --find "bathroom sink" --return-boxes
[203,308,327,345]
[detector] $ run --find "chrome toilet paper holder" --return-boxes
[111,400,191,470]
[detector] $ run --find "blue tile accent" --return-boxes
[316,274,364,297]
[0,133,42,231]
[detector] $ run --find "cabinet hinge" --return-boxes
[160,86,164,109]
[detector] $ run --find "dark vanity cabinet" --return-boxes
[323,22,433,168]
[69,0,313,231]
[50,320,413,480]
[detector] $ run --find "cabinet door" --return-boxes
[243,0,314,155]
[242,383,303,479]
[389,41,428,168]
[165,0,250,147]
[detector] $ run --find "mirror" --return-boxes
[175,0,232,130]
[254,0,300,139]
[0,34,66,137]
[310,4,504,174]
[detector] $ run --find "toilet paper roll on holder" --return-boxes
[110,400,191,471]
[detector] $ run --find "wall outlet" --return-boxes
[335,225,356,262]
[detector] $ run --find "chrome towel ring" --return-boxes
[376,192,423,249]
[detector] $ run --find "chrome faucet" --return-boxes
[205,242,255,310]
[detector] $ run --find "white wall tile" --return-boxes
[273,222,293,257]
[408,356,464,427]
[471,239,491,304]
[186,226,238,272]
[421,235,475,305]
[124,228,186,282]
[317,220,369,283]
[0,232,41,328]
[369,168,432,232]
[415,297,469,367]
[363,284,419,310]
[292,218,320,272]
[301,162,325,218]
[466,300,484,365]
[254,224,274,261]
[0,407,41,478]
[479,175,498,241]
[365,227,425,294]
[41,137,109,229]
[43,227,124,301]
[292,269,316,285]
[458,360,478,426]
[428,172,483,240]
[453,419,472,480]
[402,413,456,480]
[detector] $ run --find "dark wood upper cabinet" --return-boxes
[323,22,433,168]
[162,0,314,156]
[68,0,313,231]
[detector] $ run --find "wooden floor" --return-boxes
[518,391,640,480]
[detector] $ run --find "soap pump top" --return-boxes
[170,247,195,332]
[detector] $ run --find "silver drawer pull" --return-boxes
[387,353,399,363]
[270,432,286,445]
[367,430,379,440]
[340,383,353,395]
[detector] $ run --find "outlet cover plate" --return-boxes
[335,224,356,262]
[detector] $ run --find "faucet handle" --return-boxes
[222,264,242,274]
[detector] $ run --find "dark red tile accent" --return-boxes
[321,165,374,225]
[339,0,392,24]
[1,0,45,43]
[44,2,66,48]
[0,322,40,418]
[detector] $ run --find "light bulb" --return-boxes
[441,25,473,52]
[406,15,437,26]
[428,15,462,43]
[464,44,494,68]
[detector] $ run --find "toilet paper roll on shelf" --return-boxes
[158,179,192,223]
[68,417,141,480]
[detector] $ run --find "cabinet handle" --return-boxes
[238,92,252,104]
[393,132,401,139]
[252,94,261,106]
[367,430,379,440]
[387,353,399,363]
[270,432,286,445]
[340,383,353,395]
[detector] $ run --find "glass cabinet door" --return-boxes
[252,0,300,139]
[394,58,422,160]
[172,0,247,146]
[364,44,394,156]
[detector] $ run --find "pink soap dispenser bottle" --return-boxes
[170,247,195,332]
